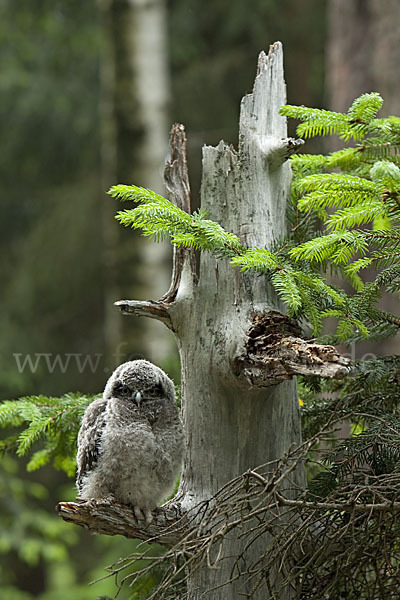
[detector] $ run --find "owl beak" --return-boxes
[134,391,142,407]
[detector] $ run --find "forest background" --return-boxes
[1,0,399,598]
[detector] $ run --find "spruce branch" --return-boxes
[279,105,351,139]
[325,201,385,231]
[296,173,382,211]
[347,92,383,125]
[110,185,245,259]
[0,394,94,475]
[280,93,384,141]
[290,230,369,264]
[111,93,400,343]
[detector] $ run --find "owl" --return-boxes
[76,360,184,523]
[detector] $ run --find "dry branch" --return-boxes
[114,299,172,328]
[115,124,196,318]
[56,497,186,546]
[69,440,400,600]
[162,123,197,303]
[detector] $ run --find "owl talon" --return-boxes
[104,495,116,504]
[132,506,153,524]
[133,506,144,521]
[144,508,153,524]
[131,506,151,524]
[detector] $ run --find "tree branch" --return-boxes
[273,489,400,513]
[114,300,173,329]
[114,124,196,321]
[56,497,186,546]
[234,312,350,386]
[162,123,197,303]
[267,136,305,171]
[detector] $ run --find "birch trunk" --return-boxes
[98,0,171,362]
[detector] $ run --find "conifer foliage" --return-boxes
[282,93,400,340]
[280,93,400,598]
[111,92,400,342]
[0,393,92,475]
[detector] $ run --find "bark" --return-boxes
[235,311,349,385]
[58,43,349,598]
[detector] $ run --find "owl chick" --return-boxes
[76,360,184,523]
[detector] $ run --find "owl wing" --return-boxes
[76,397,107,492]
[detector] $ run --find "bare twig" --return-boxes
[57,429,400,599]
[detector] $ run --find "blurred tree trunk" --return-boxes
[326,0,400,356]
[326,0,400,115]
[98,0,171,364]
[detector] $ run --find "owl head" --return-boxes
[103,360,176,407]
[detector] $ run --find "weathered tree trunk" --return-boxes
[171,43,303,600]
[59,42,348,598]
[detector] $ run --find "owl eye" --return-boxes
[113,381,131,397]
[151,382,163,395]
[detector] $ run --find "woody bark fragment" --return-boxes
[235,312,350,386]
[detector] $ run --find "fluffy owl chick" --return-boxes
[76,360,184,523]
